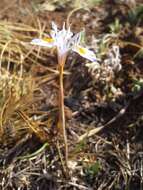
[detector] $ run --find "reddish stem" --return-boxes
[58,54,68,170]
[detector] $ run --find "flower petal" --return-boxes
[73,45,97,62]
[31,38,55,48]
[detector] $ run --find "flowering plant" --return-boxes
[31,22,98,172]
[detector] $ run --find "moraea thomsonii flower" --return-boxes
[31,22,98,63]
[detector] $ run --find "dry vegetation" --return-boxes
[0,0,143,189]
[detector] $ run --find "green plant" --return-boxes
[131,78,143,93]
[109,18,122,34]
[85,161,101,183]
[127,5,143,25]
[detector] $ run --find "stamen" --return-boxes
[43,37,55,43]
[77,47,87,55]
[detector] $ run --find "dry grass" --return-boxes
[0,21,52,142]
[0,1,143,189]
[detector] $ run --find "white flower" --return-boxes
[31,22,98,62]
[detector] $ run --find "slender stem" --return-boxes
[58,55,68,171]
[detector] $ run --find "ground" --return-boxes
[0,0,143,190]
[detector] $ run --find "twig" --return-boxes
[66,7,89,28]
[68,182,90,190]
[78,105,128,142]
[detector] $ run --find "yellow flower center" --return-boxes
[78,47,87,55]
[43,37,55,43]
